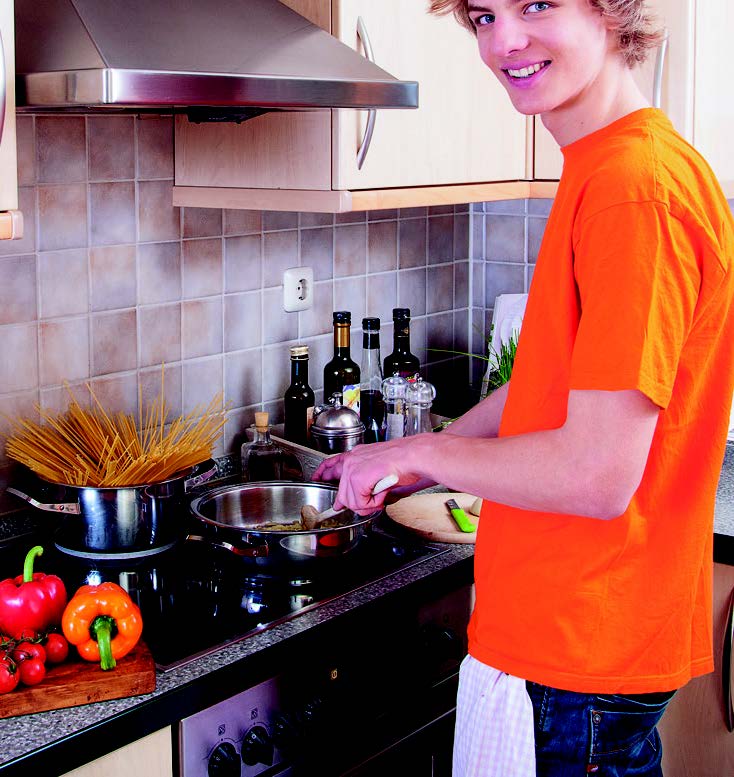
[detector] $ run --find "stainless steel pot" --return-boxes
[7,460,217,553]
[188,481,379,567]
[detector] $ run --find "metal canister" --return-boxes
[310,398,365,453]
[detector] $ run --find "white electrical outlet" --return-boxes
[283,267,314,312]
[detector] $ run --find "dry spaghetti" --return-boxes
[4,380,226,487]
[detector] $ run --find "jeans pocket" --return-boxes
[588,697,671,762]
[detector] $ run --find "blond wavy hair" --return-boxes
[428,0,664,66]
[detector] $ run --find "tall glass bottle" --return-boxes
[384,308,420,379]
[323,311,361,413]
[283,345,315,446]
[360,317,384,444]
[240,412,284,481]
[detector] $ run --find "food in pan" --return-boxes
[256,515,350,532]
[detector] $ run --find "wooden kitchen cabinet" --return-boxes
[173,0,528,212]
[658,562,734,777]
[531,0,734,194]
[60,727,173,777]
[0,0,22,239]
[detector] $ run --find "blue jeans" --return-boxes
[526,681,676,776]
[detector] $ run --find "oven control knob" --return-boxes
[272,711,299,750]
[207,741,240,777]
[241,724,274,767]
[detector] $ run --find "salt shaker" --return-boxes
[404,377,436,436]
[382,374,408,441]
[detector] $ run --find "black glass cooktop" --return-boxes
[7,518,447,671]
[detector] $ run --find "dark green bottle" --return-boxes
[323,311,361,413]
[384,308,420,379]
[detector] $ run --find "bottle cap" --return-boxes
[254,411,269,430]
[392,308,411,321]
[289,345,309,358]
[333,310,351,324]
[362,317,380,331]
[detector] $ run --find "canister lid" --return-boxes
[311,403,364,437]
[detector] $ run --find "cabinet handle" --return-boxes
[652,29,669,110]
[723,586,734,732]
[356,17,377,170]
[0,27,6,145]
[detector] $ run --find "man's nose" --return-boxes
[486,16,530,57]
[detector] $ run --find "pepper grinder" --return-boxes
[404,377,436,436]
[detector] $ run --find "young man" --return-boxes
[314,1,734,774]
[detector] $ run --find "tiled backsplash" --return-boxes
[0,113,542,515]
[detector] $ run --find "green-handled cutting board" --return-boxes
[0,641,156,718]
[386,492,480,543]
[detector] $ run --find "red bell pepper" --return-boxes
[0,546,67,639]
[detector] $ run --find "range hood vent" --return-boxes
[15,0,418,112]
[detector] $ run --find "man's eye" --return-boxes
[526,2,551,13]
[474,13,495,27]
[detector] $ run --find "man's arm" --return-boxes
[316,388,660,519]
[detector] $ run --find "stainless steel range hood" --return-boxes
[15,0,418,113]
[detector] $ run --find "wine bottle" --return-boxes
[384,308,420,379]
[360,317,384,444]
[323,311,361,413]
[283,345,315,446]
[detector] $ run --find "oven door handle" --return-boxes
[723,585,734,732]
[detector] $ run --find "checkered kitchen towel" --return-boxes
[453,654,536,777]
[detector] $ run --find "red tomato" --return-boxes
[11,641,46,665]
[44,633,69,664]
[0,654,19,694]
[18,657,46,686]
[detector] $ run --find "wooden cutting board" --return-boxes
[386,492,480,543]
[0,641,156,718]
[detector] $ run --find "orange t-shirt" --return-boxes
[469,109,734,693]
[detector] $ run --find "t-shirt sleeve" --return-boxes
[569,200,700,409]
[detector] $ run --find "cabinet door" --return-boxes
[60,727,173,777]
[332,0,527,190]
[658,563,734,777]
[0,0,18,212]
[533,118,563,180]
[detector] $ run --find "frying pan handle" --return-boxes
[184,460,218,492]
[6,487,82,514]
[185,534,269,558]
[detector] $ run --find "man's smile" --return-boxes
[503,60,551,80]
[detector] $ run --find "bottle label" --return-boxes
[341,384,361,413]
[306,406,315,433]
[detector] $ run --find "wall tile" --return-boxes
[334,276,366,326]
[40,382,92,415]
[453,214,470,260]
[368,209,398,221]
[0,187,36,257]
[335,211,366,225]
[397,267,426,317]
[138,180,180,242]
[183,357,223,415]
[263,211,298,231]
[454,308,470,353]
[485,263,526,307]
[16,116,35,186]
[0,324,38,392]
[335,223,366,278]
[139,303,181,367]
[39,318,87,387]
[92,310,137,375]
[224,291,262,352]
[138,242,181,304]
[225,349,263,409]
[0,255,36,324]
[367,220,397,274]
[90,182,136,246]
[366,272,397,324]
[484,199,527,215]
[485,215,525,263]
[224,406,257,456]
[299,212,333,228]
[37,117,86,184]
[305,335,332,391]
[427,264,454,314]
[0,392,39,467]
[528,217,547,264]
[398,218,427,269]
[426,312,454,363]
[454,261,469,310]
[39,248,89,319]
[429,205,454,216]
[88,116,135,181]
[224,209,263,235]
[299,281,332,338]
[472,261,485,307]
[182,238,223,298]
[262,288,297,345]
[183,207,223,238]
[409,315,427,366]
[38,184,87,251]
[472,215,485,260]
[260,343,292,403]
[90,245,136,311]
[139,363,182,420]
[428,216,454,264]
[225,234,262,292]
[300,226,333,281]
[137,117,174,179]
[528,199,553,216]
[399,207,427,219]
[263,230,297,288]
[89,372,139,416]
[182,298,223,358]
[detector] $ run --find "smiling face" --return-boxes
[467,0,632,142]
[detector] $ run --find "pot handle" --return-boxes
[184,460,218,493]
[6,487,82,515]
[185,534,269,558]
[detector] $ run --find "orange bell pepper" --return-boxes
[62,582,143,671]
